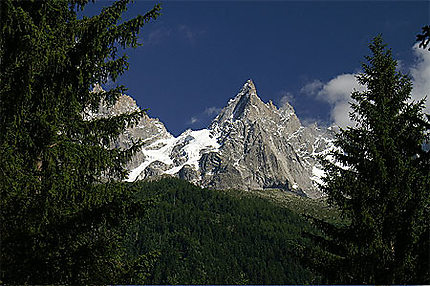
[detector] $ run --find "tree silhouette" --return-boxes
[0,0,160,283]
[310,36,429,284]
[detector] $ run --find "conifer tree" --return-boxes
[417,25,430,51]
[313,36,429,284]
[0,0,160,284]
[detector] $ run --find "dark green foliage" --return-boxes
[0,0,160,284]
[123,177,317,284]
[227,188,344,225]
[417,25,430,51]
[311,36,430,284]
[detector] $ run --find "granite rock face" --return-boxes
[99,81,335,198]
[204,80,334,198]
[86,86,172,170]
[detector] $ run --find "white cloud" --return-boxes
[188,106,222,127]
[189,117,199,124]
[147,26,171,45]
[330,101,353,129]
[410,43,430,114]
[300,80,323,95]
[396,59,404,72]
[278,90,295,107]
[301,44,430,128]
[178,25,195,42]
[147,25,205,46]
[204,106,222,116]
[314,73,366,128]
[317,74,364,104]
[178,25,205,43]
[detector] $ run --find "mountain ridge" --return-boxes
[97,80,335,198]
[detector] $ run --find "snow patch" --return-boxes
[310,165,325,186]
[127,129,220,182]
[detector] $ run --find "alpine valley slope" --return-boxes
[99,80,335,198]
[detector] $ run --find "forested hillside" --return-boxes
[121,177,323,284]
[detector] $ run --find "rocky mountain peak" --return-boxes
[240,79,257,95]
[229,79,263,118]
[210,80,302,136]
[88,84,140,118]
[97,80,335,198]
[210,80,276,131]
[279,100,295,115]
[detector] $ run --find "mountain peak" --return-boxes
[210,80,267,127]
[236,79,258,103]
[241,79,256,94]
[234,79,261,108]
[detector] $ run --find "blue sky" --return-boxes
[83,1,429,136]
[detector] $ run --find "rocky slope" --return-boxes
[86,85,172,169]
[100,80,335,198]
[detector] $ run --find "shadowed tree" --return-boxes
[417,25,430,51]
[0,0,160,284]
[307,36,430,284]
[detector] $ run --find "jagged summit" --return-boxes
[210,80,301,136]
[99,80,335,198]
[231,79,262,120]
[240,79,257,95]
[228,80,259,106]
[211,80,272,129]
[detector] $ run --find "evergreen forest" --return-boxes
[121,177,326,284]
